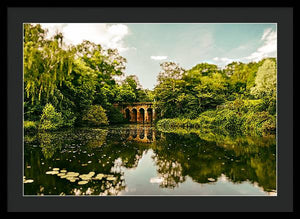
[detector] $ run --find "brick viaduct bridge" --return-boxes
[113,102,156,123]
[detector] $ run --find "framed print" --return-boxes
[6,4,294,212]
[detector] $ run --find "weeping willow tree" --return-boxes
[23,24,131,126]
[24,24,74,103]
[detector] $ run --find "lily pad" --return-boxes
[46,171,59,175]
[94,174,104,180]
[107,177,116,181]
[53,168,60,171]
[88,172,95,177]
[80,177,91,180]
[66,172,79,176]
[78,180,88,185]
[24,179,34,183]
[93,177,102,180]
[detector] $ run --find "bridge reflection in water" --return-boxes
[126,125,157,143]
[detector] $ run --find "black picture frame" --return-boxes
[5,4,294,212]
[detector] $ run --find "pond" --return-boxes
[24,124,277,196]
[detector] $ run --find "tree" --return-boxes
[250,58,277,115]
[24,24,74,103]
[115,84,136,103]
[193,72,228,111]
[39,103,63,130]
[82,105,109,126]
[154,62,186,118]
[23,24,129,126]
[250,59,277,98]
[187,63,220,77]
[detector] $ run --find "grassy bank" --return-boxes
[157,99,276,137]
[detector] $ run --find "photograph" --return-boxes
[23,23,277,196]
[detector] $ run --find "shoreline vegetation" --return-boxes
[24,24,277,137]
[156,98,276,137]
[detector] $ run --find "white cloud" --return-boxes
[212,57,236,66]
[261,28,272,41]
[38,23,130,52]
[245,28,277,61]
[150,56,168,61]
[213,57,234,63]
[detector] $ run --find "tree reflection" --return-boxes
[38,132,60,159]
[153,157,185,188]
[152,129,276,192]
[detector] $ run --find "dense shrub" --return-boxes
[195,110,216,129]
[82,105,109,126]
[61,111,77,128]
[24,121,38,132]
[262,96,276,115]
[106,106,125,124]
[157,103,276,136]
[242,111,276,136]
[220,98,265,114]
[39,103,63,131]
[213,109,243,134]
[261,118,276,136]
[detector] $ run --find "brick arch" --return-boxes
[146,108,153,123]
[138,108,145,123]
[124,108,131,122]
[131,108,137,123]
[113,102,156,123]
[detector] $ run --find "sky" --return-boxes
[37,23,277,90]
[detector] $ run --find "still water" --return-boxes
[24,124,277,196]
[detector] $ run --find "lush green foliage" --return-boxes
[154,62,231,119]
[39,103,64,131]
[154,58,276,136]
[250,59,277,98]
[82,105,109,126]
[157,97,276,136]
[115,75,154,103]
[24,24,153,129]
[106,106,125,124]
[24,121,38,132]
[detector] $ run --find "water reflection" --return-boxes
[24,125,276,196]
[126,125,156,143]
